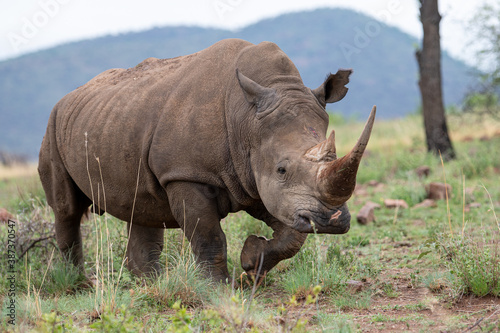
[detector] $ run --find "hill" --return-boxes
[0,8,475,158]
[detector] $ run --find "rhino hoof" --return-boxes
[240,235,267,272]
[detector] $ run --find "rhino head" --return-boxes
[237,69,375,234]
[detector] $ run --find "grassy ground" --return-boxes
[1,113,499,332]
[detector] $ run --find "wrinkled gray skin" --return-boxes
[38,39,376,282]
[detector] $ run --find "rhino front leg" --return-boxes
[126,223,164,277]
[241,208,307,279]
[166,182,230,282]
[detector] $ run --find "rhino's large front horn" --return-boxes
[319,106,376,206]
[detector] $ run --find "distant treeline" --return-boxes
[0,8,476,158]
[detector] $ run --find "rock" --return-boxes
[465,187,476,203]
[415,165,431,178]
[384,199,409,209]
[357,201,381,225]
[465,202,481,212]
[346,280,364,293]
[413,199,437,209]
[394,241,412,248]
[354,184,368,197]
[0,208,14,223]
[366,180,386,193]
[426,182,452,200]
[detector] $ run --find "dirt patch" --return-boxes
[337,267,500,332]
[245,264,499,332]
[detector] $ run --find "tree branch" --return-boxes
[18,235,55,259]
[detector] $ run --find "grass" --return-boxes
[426,233,500,298]
[1,112,500,331]
[135,248,213,308]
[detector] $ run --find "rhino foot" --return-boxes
[240,224,308,282]
[240,235,271,280]
[126,222,164,278]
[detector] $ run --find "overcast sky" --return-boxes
[0,0,495,66]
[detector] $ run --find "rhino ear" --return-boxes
[312,69,353,107]
[236,69,277,114]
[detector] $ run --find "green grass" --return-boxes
[136,249,213,309]
[1,113,500,331]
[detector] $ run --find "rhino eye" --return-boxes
[277,167,287,175]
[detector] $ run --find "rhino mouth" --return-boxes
[293,208,351,234]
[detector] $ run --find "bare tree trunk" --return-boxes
[416,0,455,161]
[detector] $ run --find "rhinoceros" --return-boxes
[38,38,376,282]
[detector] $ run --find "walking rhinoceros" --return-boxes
[38,38,376,282]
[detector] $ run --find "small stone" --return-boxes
[354,184,368,197]
[413,199,437,209]
[415,165,431,178]
[465,187,476,203]
[384,199,409,209]
[357,201,381,225]
[394,241,412,248]
[426,182,452,200]
[465,202,481,212]
[346,280,364,293]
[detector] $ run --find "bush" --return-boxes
[421,232,500,298]
[447,236,500,297]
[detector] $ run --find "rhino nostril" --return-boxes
[297,214,309,224]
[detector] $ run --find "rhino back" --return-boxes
[52,39,254,225]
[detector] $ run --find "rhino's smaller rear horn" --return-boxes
[304,130,336,162]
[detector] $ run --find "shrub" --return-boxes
[421,232,500,298]
[446,236,500,297]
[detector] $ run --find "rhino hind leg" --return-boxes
[38,145,91,271]
[126,223,164,277]
[241,212,307,280]
[54,212,88,271]
[166,182,230,282]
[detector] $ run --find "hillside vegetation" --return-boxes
[0,8,474,157]
[1,112,499,332]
